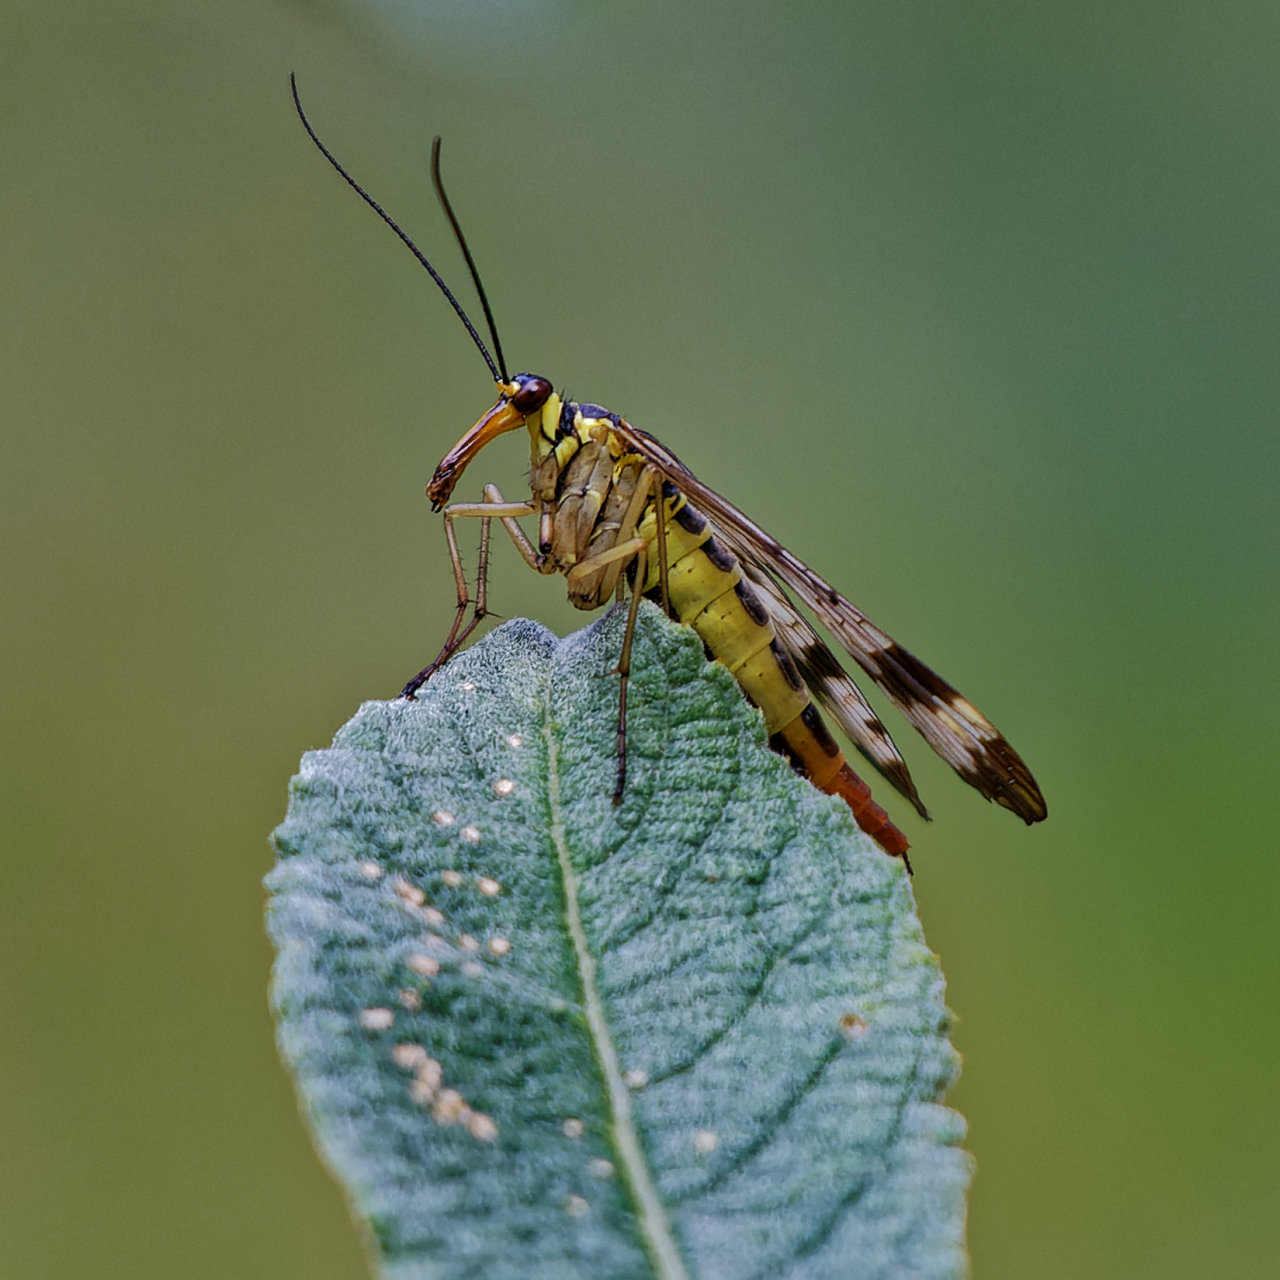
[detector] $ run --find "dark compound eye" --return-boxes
[509,374,553,414]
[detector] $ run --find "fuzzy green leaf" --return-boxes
[267,605,971,1280]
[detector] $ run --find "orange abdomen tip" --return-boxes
[771,710,912,864]
[827,763,912,861]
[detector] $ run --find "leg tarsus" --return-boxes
[611,545,648,804]
[400,605,489,700]
[400,497,497,699]
[612,676,628,805]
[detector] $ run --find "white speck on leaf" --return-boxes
[392,1043,428,1071]
[432,1089,466,1124]
[392,877,425,906]
[466,1112,498,1141]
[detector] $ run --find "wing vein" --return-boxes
[612,422,1046,823]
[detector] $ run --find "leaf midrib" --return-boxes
[542,681,690,1280]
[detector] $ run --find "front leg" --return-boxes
[400,488,537,699]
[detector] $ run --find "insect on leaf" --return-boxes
[267,605,973,1280]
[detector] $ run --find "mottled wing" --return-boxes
[613,422,1047,823]
[737,559,929,818]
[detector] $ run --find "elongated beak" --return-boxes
[426,397,525,509]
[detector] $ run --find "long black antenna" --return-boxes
[430,138,508,384]
[290,74,501,384]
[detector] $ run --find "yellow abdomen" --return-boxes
[633,493,911,857]
[638,499,808,737]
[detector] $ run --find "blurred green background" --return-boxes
[2,1,1276,1276]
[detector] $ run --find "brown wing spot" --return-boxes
[980,742,1048,823]
[796,644,889,741]
[797,641,842,680]
[734,577,770,628]
[842,707,893,744]
[859,640,941,711]
[800,703,841,757]
[793,640,930,818]
[883,640,971,706]
[878,645,1045,821]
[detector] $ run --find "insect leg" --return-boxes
[400,512,481,699]
[400,491,537,699]
[564,537,647,592]
[480,484,543,571]
[589,466,655,607]
[611,542,648,805]
[652,475,673,618]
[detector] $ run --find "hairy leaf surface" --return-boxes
[267,606,971,1279]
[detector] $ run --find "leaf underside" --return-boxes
[267,605,971,1280]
